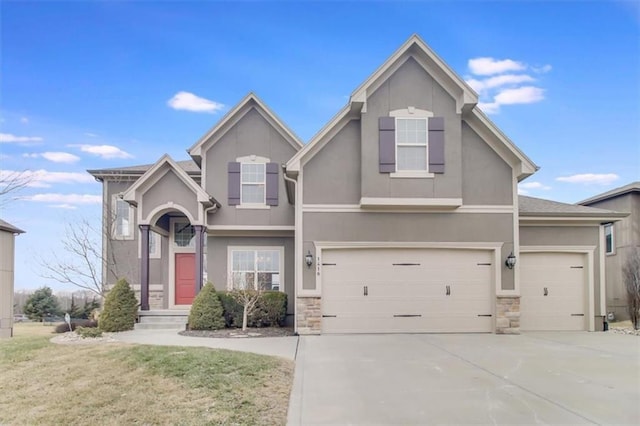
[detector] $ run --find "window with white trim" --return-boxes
[174,223,195,248]
[396,117,428,172]
[241,163,266,204]
[229,248,282,291]
[138,230,162,259]
[112,197,133,239]
[605,223,614,255]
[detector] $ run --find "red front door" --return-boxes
[175,253,196,305]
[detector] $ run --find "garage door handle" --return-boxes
[363,286,368,296]
[544,287,548,296]
[571,314,584,317]
[446,285,450,296]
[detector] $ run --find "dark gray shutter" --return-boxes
[379,117,395,173]
[228,162,241,205]
[265,162,279,206]
[428,117,445,174]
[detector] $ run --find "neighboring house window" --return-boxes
[241,162,266,204]
[396,117,428,171]
[112,197,133,239]
[174,223,195,248]
[229,248,283,291]
[605,224,614,255]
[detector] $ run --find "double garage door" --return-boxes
[322,248,494,333]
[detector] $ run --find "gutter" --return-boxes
[282,165,299,335]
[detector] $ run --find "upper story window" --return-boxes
[241,162,266,204]
[112,196,133,240]
[605,223,614,255]
[396,118,428,171]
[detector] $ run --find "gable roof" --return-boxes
[0,218,25,234]
[287,34,538,178]
[519,195,627,218]
[188,93,304,163]
[578,181,640,205]
[88,159,200,180]
[121,154,217,207]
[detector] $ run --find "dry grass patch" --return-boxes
[1,325,294,425]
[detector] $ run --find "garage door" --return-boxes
[520,252,586,331]
[321,248,493,333]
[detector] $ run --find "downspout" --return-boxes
[282,165,299,334]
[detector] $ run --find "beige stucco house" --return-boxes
[89,35,626,334]
[579,182,640,320]
[0,219,25,338]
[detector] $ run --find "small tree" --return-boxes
[188,282,225,330]
[23,287,61,322]
[228,274,269,331]
[99,278,138,332]
[623,247,640,330]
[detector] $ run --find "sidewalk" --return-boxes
[113,329,299,360]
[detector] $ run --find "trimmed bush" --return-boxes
[218,291,287,328]
[99,278,138,332]
[54,319,98,334]
[188,282,225,330]
[76,327,103,339]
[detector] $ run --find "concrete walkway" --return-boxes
[113,329,299,360]
[288,332,640,425]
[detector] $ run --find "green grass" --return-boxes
[1,323,294,425]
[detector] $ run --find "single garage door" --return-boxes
[520,252,586,331]
[321,248,493,333]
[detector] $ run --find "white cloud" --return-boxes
[468,57,526,75]
[0,133,43,144]
[0,169,95,188]
[556,173,619,185]
[517,188,529,195]
[20,117,29,124]
[23,193,101,205]
[533,64,552,73]
[49,204,78,210]
[84,132,98,137]
[477,102,500,114]
[494,86,545,105]
[23,152,81,163]
[167,91,224,113]
[69,144,132,159]
[466,74,536,93]
[0,153,10,160]
[519,181,551,190]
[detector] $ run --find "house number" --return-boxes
[316,256,321,276]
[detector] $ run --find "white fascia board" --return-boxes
[360,197,463,209]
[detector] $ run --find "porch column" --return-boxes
[139,224,150,311]
[194,225,205,295]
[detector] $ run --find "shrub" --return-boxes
[54,319,98,333]
[99,278,138,332]
[218,291,287,328]
[188,282,225,330]
[76,327,103,339]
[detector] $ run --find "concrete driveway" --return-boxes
[288,332,640,425]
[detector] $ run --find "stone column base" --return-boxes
[496,296,520,334]
[297,297,321,335]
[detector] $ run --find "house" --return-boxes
[578,182,640,321]
[88,35,626,334]
[0,219,25,338]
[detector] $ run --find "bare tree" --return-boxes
[0,170,33,206]
[228,273,269,331]
[623,247,640,330]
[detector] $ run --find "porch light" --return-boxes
[505,252,517,269]
[305,251,314,268]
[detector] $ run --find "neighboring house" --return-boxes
[0,219,25,338]
[88,35,626,335]
[579,182,640,321]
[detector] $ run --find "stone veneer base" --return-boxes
[297,297,322,335]
[496,296,520,334]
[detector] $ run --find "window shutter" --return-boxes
[228,162,241,205]
[379,117,395,173]
[428,117,445,174]
[265,162,279,206]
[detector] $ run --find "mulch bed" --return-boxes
[179,327,295,338]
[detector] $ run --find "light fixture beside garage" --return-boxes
[505,252,517,269]
[305,251,314,268]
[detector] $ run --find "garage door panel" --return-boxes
[321,248,493,334]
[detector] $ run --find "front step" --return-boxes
[136,310,188,330]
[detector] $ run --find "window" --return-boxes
[241,163,266,204]
[396,118,428,172]
[112,197,133,239]
[139,230,162,259]
[229,248,282,291]
[605,224,614,255]
[174,223,195,248]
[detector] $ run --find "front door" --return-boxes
[175,253,196,305]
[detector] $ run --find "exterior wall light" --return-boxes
[305,251,314,268]
[505,252,517,269]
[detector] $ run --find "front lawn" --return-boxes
[0,323,294,425]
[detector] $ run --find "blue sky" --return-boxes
[1,1,639,292]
